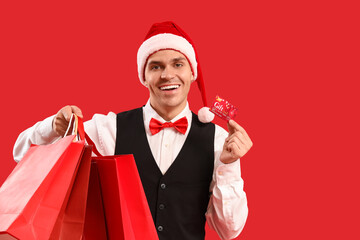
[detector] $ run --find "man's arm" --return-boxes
[206,121,252,240]
[13,105,83,162]
[13,106,117,162]
[13,115,61,162]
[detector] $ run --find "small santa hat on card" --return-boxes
[137,21,215,123]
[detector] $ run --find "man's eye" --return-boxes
[151,66,160,70]
[175,63,183,67]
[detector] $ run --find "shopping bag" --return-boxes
[82,162,107,240]
[49,145,92,240]
[0,115,91,240]
[91,156,158,240]
[84,132,158,240]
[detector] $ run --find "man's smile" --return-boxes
[159,84,181,91]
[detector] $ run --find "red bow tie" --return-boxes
[149,117,188,135]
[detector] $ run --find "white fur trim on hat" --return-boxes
[137,33,198,85]
[198,107,215,123]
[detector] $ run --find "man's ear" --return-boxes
[191,74,195,83]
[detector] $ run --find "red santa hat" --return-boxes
[137,21,215,123]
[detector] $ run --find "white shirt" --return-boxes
[13,101,248,240]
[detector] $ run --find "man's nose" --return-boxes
[161,66,175,80]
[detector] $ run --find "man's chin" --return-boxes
[160,100,186,110]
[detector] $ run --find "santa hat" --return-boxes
[137,21,215,123]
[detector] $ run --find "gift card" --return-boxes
[210,95,238,121]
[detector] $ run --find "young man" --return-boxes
[13,21,252,240]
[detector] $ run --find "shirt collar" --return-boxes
[143,99,192,134]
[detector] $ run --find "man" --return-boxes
[13,21,252,240]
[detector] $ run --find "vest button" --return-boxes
[160,183,166,189]
[159,204,165,210]
[157,225,164,232]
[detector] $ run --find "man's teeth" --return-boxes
[160,85,180,90]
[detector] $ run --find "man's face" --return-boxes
[144,49,194,116]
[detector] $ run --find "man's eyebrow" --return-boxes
[147,60,162,65]
[171,57,186,62]
[147,57,187,66]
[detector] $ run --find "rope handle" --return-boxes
[64,114,81,140]
[65,114,103,157]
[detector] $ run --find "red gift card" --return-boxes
[210,95,238,121]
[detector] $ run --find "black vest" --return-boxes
[115,108,215,240]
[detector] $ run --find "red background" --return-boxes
[1,0,359,239]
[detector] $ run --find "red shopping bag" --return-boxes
[91,156,158,240]
[49,145,92,239]
[82,162,107,240]
[0,116,92,240]
[83,133,158,240]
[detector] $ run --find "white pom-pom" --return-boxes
[198,107,215,123]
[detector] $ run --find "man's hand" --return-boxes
[52,105,83,137]
[220,120,253,164]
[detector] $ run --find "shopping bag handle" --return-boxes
[64,114,103,157]
[64,114,83,140]
[77,115,103,157]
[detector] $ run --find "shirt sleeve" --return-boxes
[13,115,61,163]
[205,124,248,240]
[83,112,117,156]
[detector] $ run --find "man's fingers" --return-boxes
[70,105,83,118]
[225,131,253,157]
[228,120,247,135]
[227,142,244,159]
[53,105,83,136]
[226,132,247,146]
[227,120,246,135]
[60,105,83,121]
[61,106,73,122]
[227,119,240,134]
[226,136,251,156]
[227,120,251,141]
[226,131,253,151]
[222,121,253,162]
[53,115,70,136]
